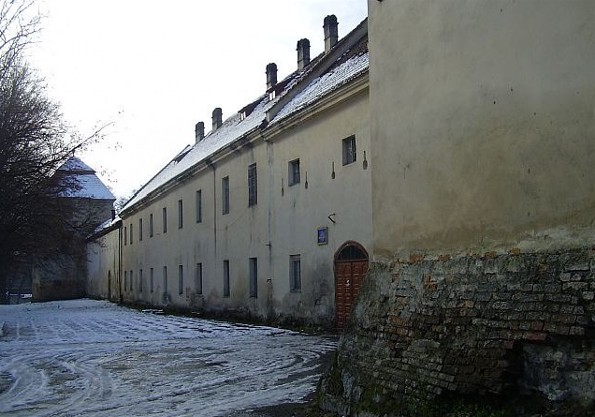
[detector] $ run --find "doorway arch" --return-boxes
[334,241,369,329]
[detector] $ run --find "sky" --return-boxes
[26,0,368,200]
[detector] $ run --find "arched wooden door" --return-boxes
[334,241,369,329]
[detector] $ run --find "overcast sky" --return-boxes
[26,1,368,199]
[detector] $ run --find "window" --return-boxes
[130,270,133,292]
[130,224,133,244]
[124,270,128,291]
[222,176,230,214]
[163,266,168,293]
[124,226,127,245]
[248,164,257,206]
[196,190,202,223]
[139,269,143,292]
[178,265,184,295]
[249,257,258,298]
[342,135,357,165]
[288,159,300,186]
[150,268,154,293]
[223,260,230,297]
[195,263,203,295]
[162,207,168,233]
[149,213,154,237]
[178,199,183,229]
[290,255,301,292]
[139,218,143,241]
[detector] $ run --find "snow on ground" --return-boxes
[0,299,337,417]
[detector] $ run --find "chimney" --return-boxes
[296,38,310,71]
[195,121,205,143]
[212,108,222,130]
[323,15,339,53]
[266,63,277,90]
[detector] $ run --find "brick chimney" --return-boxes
[266,63,277,90]
[297,38,310,71]
[195,121,205,143]
[212,108,222,130]
[323,15,339,53]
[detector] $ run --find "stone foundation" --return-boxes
[319,248,595,416]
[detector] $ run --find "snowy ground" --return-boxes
[0,299,337,417]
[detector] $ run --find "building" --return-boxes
[33,157,115,302]
[88,16,371,328]
[319,0,595,414]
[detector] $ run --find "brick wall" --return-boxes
[320,248,595,416]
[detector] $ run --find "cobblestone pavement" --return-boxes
[0,299,336,417]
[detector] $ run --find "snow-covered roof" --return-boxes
[122,19,368,214]
[58,157,116,201]
[123,97,274,210]
[57,157,94,173]
[89,215,122,240]
[271,53,369,124]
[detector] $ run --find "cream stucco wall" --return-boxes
[87,226,120,301]
[117,81,371,325]
[368,0,595,258]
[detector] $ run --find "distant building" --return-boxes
[33,157,115,302]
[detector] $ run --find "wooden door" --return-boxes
[335,242,369,329]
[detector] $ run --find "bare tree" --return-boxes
[0,0,105,300]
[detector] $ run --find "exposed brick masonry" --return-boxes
[320,248,595,416]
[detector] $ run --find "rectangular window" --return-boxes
[149,213,154,237]
[195,263,203,295]
[290,255,301,292]
[163,207,168,233]
[163,266,168,293]
[130,270,133,292]
[139,218,143,241]
[178,265,184,295]
[124,226,127,246]
[130,224,133,244]
[342,135,357,166]
[248,163,257,206]
[139,269,143,292]
[223,260,230,297]
[124,270,128,291]
[196,190,202,223]
[178,199,183,229]
[150,268,154,293]
[249,257,258,298]
[222,176,230,214]
[288,159,300,186]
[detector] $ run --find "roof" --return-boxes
[58,157,116,201]
[122,18,368,214]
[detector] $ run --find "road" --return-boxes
[0,299,336,417]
